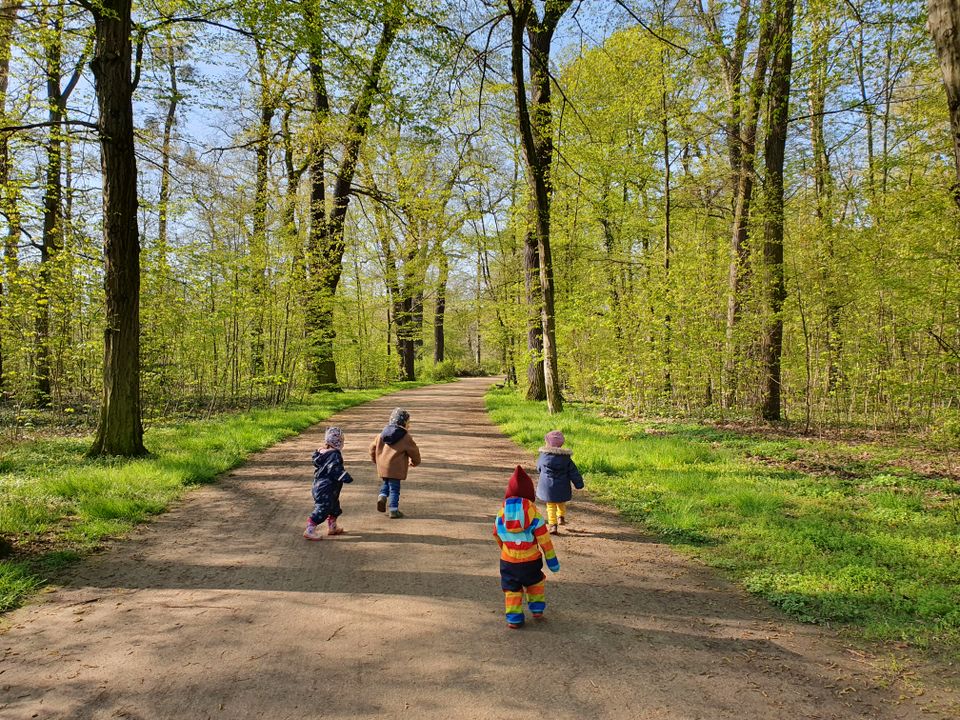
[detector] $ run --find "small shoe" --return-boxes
[549,524,559,535]
[532,613,544,620]
[376,495,387,513]
[558,516,566,525]
[303,524,322,541]
[507,622,523,630]
[327,525,345,536]
[388,510,404,519]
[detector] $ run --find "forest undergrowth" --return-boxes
[0,382,429,613]
[486,387,960,664]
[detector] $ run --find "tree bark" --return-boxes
[157,40,177,260]
[250,39,273,378]
[508,0,570,414]
[88,0,146,456]
[434,249,447,363]
[661,50,672,395]
[724,0,772,408]
[35,1,67,406]
[0,0,19,394]
[305,3,399,389]
[809,8,841,392]
[759,0,795,422]
[928,0,960,207]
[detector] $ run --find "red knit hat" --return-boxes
[505,465,535,501]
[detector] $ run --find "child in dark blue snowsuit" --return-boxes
[304,427,354,540]
[536,430,584,534]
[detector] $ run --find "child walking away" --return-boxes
[304,427,354,540]
[536,430,584,535]
[369,407,421,519]
[493,465,559,629]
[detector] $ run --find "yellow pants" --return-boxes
[545,502,567,525]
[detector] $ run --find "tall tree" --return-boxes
[507,0,570,414]
[86,0,146,456]
[304,0,402,390]
[0,0,19,393]
[693,0,773,408]
[808,0,841,391]
[927,0,960,207]
[758,0,795,421]
[34,0,85,405]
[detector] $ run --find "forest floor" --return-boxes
[1,377,957,719]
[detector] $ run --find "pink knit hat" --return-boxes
[545,430,565,448]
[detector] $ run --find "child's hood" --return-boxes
[380,424,408,445]
[538,446,573,457]
[538,447,572,471]
[504,465,535,501]
[312,447,340,467]
[501,497,537,534]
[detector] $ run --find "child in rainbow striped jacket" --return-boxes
[493,465,560,628]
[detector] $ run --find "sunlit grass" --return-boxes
[486,387,960,659]
[0,383,424,612]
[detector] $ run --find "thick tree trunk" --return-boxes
[0,0,19,393]
[305,6,398,390]
[759,0,795,422]
[928,0,960,207]
[305,19,329,389]
[88,0,146,456]
[508,0,570,413]
[250,41,273,378]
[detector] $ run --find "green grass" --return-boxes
[486,388,960,659]
[0,384,423,612]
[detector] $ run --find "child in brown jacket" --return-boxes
[369,407,421,518]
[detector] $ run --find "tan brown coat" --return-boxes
[369,431,421,480]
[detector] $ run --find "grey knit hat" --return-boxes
[324,426,345,450]
[388,407,410,427]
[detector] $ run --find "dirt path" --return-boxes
[0,378,955,719]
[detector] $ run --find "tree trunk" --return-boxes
[87,0,146,456]
[508,0,571,414]
[809,9,841,392]
[433,249,447,363]
[759,0,795,422]
[722,0,773,409]
[928,0,960,207]
[250,40,273,378]
[0,0,19,394]
[305,5,399,390]
[661,53,672,395]
[35,1,67,406]
[157,40,177,260]
[523,222,545,399]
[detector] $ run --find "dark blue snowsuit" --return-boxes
[310,449,354,524]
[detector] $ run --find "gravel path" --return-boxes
[0,378,954,719]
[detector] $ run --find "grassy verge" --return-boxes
[0,383,423,612]
[486,387,960,660]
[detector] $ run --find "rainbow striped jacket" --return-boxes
[493,497,560,571]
